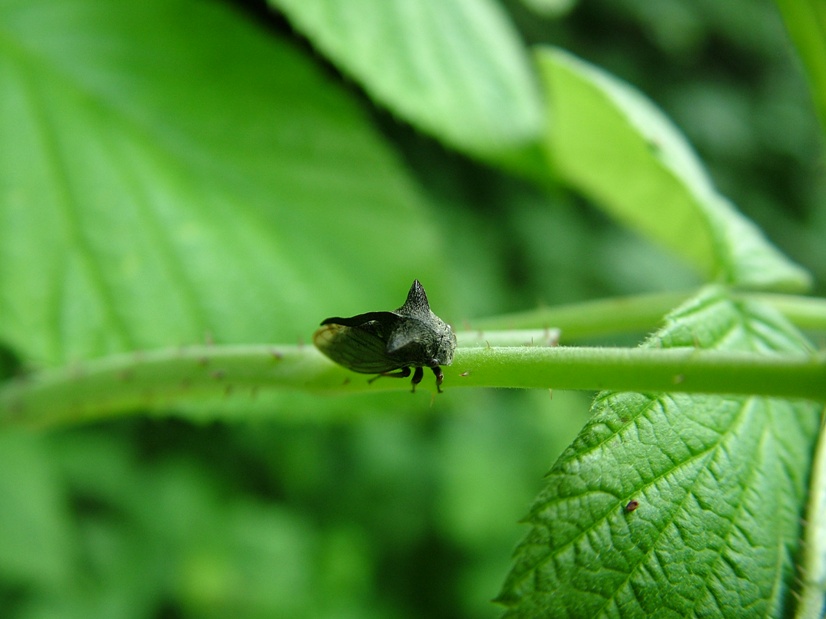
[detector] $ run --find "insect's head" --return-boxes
[429,316,457,367]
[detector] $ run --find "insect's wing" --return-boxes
[314,313,402,374]
[320,311,397,328]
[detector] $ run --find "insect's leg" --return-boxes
[410,366,424,393]
[430,366,444,393]
[368,367,411,384]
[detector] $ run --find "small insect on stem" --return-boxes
[313,280,457,393]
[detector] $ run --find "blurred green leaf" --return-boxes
[268,0,545,170]
[51,429,390,619]
[0,431,72,589]
[519,0,577,18]
[0,0,445,367]
[537,47,811,291]
[775,0,826,137]
[498,286,820,616]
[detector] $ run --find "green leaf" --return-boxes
[498,287,821,617]
[775,0,826,137]
[520,0,577,18]
[537,47,811,291]
[0,0,445,366]
[0,431,72,588]
[268,0,544,169]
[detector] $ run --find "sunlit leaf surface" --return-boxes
[499,287,820,617]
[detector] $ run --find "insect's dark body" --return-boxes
[313,280,456,392]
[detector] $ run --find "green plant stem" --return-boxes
[748,293,826,333]
[471,291,826,338]
[469,291,691,337]
[1,339,824,428]
[453,346,826,400]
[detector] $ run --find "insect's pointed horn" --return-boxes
[403,279,430,312]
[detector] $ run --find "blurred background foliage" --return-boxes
[0,0,823,617]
